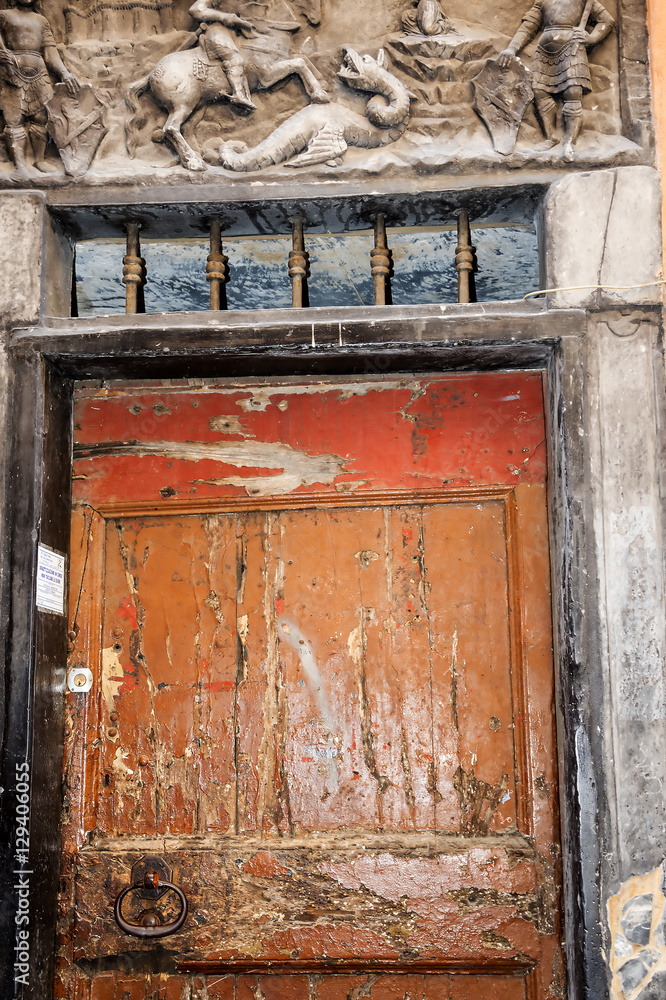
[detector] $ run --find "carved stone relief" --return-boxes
[0,0,645,186]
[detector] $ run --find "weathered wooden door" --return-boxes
[58,373,563,1000]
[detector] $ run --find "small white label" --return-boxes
[36,544,66,615]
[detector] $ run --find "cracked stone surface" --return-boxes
[544,166,662,309]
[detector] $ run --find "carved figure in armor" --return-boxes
[0,0,80,175]
[189,0,256,111]
[401,0,450,36]
[125,0,329,172]
[497,0,614,160]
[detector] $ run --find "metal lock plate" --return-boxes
[130,857,173,900]
[67,665,93,693]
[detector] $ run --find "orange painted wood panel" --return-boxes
[78,498,527,842]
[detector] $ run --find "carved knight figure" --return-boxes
[497,0,614,160]
[189,0,257,111]
[0,0,80,175]
[401,0,450,36]
[125,0,330,171]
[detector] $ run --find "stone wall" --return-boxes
[0,1,664,998]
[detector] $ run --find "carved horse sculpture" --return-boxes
[214,47,415,171]
[125,19,329,171]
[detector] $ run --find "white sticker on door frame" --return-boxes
[35,544,66,615]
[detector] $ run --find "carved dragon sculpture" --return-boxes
[213,47,414,170]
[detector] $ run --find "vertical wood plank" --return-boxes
[424,503,516,834]
[63,507,105,850]
[378,507,437,829]
[423,974,452,1000]
[235,511,271,833]
[246,511,293,834]
[276,507,393,830]
[448,975,526,999]
[237,976,310,1000]
[202,975,235,998]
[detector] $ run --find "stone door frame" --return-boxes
[0,177,664,1000]
[2,303,591,998]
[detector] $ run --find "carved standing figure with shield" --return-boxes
[497,0,614,160]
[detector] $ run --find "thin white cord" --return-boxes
[524,280,666,300]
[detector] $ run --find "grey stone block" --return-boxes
[620,952,659,995]
[638,970,666,1000]
[0,191,45,326]
[545,166,662,309]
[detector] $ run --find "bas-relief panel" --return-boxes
[0,0,640,188]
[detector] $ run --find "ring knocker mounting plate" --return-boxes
[130,856,172,900]
[114,856,188,938]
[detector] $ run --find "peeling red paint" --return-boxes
[117,596,138,630]
[118,669,138,695]
[241,852,292,879]
[72,375,546,506]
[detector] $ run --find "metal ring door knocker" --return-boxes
[114,857,188,938]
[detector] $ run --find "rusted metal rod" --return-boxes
[71,246,78,318]
[207,220,229,311]
[288,217,309,308]
[455,210,477,304]
[123,222,146,315]
[370,213,392,305]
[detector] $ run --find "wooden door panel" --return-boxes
[86,500,520,842]
[83,973,528,1000]
[73,836,540,963]
[70,376,548,510]
[236,510,277,835]
[277,503,436,832]
[100,516,239,836]
[421,501,516,834]
[59,375,562,1000]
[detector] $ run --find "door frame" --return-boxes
[2,304,601,1000]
